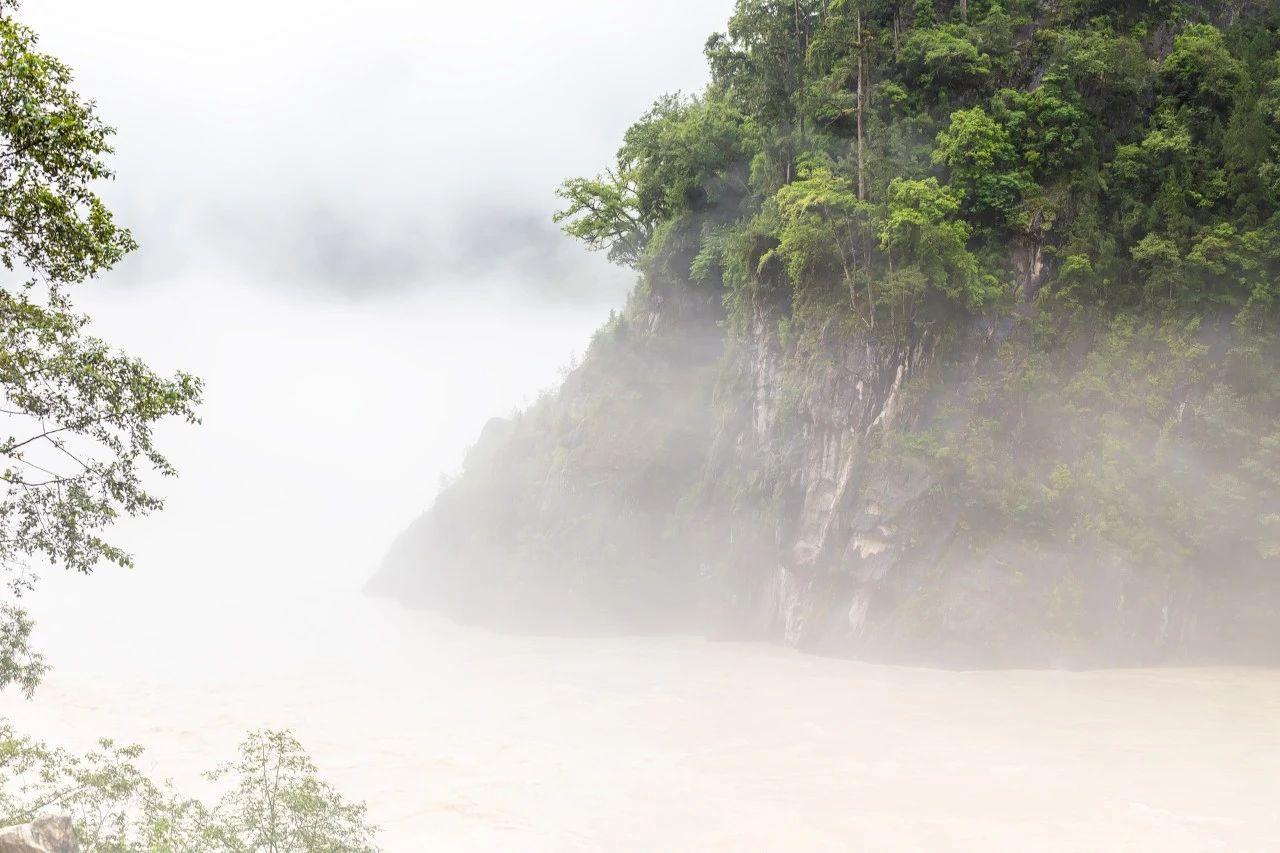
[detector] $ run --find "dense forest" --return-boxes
[375,0,1280,664]
[564,0,1280,322]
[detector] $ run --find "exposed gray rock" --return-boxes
[370,262,1280,667]
[0,816,79,853]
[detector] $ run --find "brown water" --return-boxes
[5,596,1278,851]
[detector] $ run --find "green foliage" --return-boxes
[992,85,1091,182]
[0,17,134,283]
[705,0,822,129]
[932,105,1028,220]
[555,95,753,267]
[1161,24,1245,123]
[203,730,378,853]
[1,292,202,576]
[0,723,378,852]
[554,173,651,268]
[765,153,868,285]
[557,0,1280,327]
[897,310,1280,572]
[561,0,1280,338]
[0,724,206,852]
[1038,25,1151,149]
[899,25,991,97]
[878,177,998,310]
[690,221,754,288]
[0,605,44,698]
[0,6,202,695]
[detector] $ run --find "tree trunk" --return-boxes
[856,10,865,203]
[959,0,968,22]
[794,1,807,144]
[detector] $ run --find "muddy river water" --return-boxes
[6,593,1277,851]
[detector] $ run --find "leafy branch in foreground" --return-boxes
[0,4,202,694]
[202,730,378,853]
[0,723,379,852]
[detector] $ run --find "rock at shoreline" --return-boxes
[0,816,78,853]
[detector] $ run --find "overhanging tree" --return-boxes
[0,2,202,695]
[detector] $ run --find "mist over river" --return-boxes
[4,592,1278,851]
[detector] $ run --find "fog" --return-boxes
[25,0,728,296]
[3,2,1280,851]
[14,0,731,668]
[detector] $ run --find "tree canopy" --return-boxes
[557,0,1280,331]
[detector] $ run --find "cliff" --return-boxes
[369,0,1280,666]
[369,255,1280,666]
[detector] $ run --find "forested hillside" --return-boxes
[372,0,1280,665]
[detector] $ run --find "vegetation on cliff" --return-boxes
[374,0,1280,662]
[560,0,1280,330]
[552,0,1280,624]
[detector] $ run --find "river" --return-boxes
[4,589,1278,851]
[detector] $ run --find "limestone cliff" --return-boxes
[369,256,1280,666]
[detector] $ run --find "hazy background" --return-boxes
[17,0,730,674]
[28,0,728,297]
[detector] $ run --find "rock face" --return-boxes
[0,817,79,853]
[370,263,1280,667]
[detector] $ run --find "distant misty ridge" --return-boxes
[102,201,632,302]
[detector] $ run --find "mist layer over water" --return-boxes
[21,272,625,677]
[6,596,1279,851]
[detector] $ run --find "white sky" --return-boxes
[23,0,732,294]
